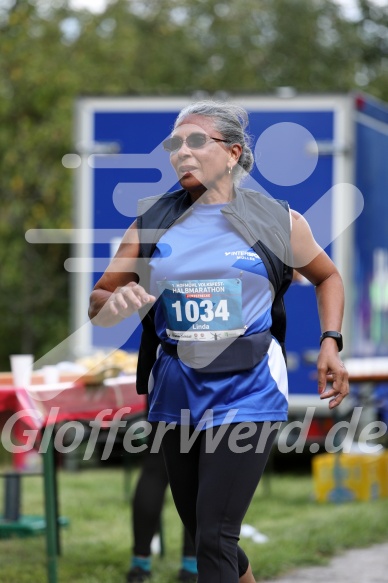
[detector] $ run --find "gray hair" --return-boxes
[174,100,254,184]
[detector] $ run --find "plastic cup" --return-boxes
[10,354,34,387]
[41,365,60,385]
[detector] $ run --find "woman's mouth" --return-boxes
[179,166,197,176]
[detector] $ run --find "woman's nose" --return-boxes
[177,141,192,155]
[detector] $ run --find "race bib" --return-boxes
[157,278,245,341]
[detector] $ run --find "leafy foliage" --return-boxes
[0,0,387,367]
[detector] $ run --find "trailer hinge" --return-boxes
[306,141,351,156]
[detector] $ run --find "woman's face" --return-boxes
[168,114,234,195]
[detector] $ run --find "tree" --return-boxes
[0,1,75,363]
[352,0,388,98]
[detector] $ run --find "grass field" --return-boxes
[0,464,388,582]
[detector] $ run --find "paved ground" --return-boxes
[259,542,388,583]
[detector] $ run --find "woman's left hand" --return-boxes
[317,344,349,409]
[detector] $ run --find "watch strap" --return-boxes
[320,331,343,352]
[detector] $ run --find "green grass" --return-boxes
[0,466,388,582]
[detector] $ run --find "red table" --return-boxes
[0,377,146,583]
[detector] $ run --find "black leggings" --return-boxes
[161,422,278,583]
[132,423,195,557]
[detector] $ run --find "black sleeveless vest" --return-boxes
[135,187,293,394]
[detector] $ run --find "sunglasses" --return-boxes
[162,132,228,153]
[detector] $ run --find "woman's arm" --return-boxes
[291,209,349,409]
[88,221,156,327]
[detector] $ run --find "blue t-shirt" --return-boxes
[147,202,288,427]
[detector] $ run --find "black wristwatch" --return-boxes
[320,331,343,352]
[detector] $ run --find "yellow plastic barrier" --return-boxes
[376,450,388,498]
[312,452,382,503]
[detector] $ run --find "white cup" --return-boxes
[41,365,60,385]
[10,354,34,387]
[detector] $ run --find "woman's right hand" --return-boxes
[108,282,156,319]
[88,220,155,326]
